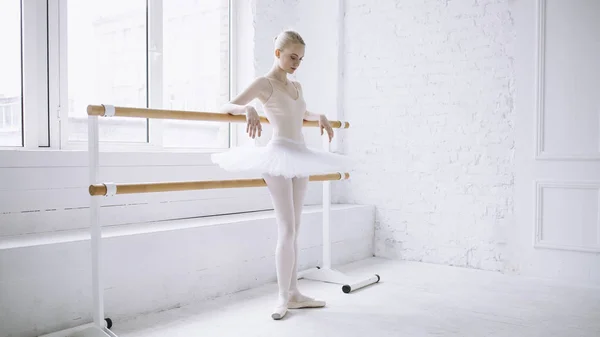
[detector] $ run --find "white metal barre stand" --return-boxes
[72,113,118,337]
[297,135,380,293]
[41,113,118,337]
[71,113,118,337]
[297,0,378,294]
[40,111,118,337]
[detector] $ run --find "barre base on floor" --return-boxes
[38,319,114,337]
[308,138,381,295]
[70,327,116,337]
[298,267,380,293]
[71,326,118,337]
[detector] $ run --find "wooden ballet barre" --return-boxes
[89,173,350,196]
[87,104,351,129]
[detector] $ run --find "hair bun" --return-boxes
[273,30,305,50]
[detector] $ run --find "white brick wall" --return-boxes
[339,0,516,272]
[252,0,300,76]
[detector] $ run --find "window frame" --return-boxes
[5,0,236,153]
[0,0,46,149]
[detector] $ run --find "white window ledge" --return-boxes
[0,204,367,250]
[0,148,224,168]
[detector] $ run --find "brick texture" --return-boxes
[339,0,516,272]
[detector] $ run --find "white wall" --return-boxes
[294,0,343,150]
[339,0,516,272]
[512,0,600,285]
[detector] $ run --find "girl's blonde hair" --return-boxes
[274,30,305,50]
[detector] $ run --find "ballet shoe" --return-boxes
[287,291,326,309]
[287,293,326,309]
[271,305,288,320]
[287,298,326,309]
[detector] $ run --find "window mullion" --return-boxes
[147,0,163,149]
[47,0,65,149]
[21,0,49,148]
[228,0,237,149]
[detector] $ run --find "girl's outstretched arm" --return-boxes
[220,77,272,138]
[220,77,272,115]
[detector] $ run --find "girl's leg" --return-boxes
[288,176,326,308]
[263,174,295,319]
[288,176,308,295]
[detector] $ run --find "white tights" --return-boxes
[263,174,310,307]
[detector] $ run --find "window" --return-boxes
[63,0,231,149]
[0,0,233,151]
[0,0,23,147]
[66,0,148,143]
[161,0,230,149]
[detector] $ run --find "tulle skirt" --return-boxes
[211,136,355,178]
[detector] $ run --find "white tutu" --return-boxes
[211,136,355,178]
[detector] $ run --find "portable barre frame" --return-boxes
[43,105,378,337]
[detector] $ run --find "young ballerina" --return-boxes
[211,30,354,320]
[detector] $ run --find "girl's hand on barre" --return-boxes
[245,106,262,138]
[319,115,334,142]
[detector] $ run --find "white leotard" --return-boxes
[211,76,354,179]
[262,77,307,144]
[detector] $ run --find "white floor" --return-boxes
[111,257,600,337]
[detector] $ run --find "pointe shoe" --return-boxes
[271,305,288,320]
[287,298,326,309]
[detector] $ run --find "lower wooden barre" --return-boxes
[89,173,350,196]
[87,105,350,129]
